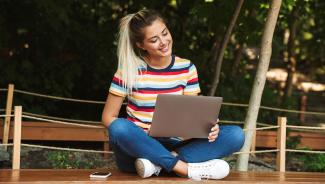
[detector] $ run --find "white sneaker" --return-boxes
[135,158,162,178]
[188,159,230,180]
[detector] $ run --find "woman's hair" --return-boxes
[117,9,165,94]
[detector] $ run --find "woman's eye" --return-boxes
[162,32,168,36]
[150,39,157,43]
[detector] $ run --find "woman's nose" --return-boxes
[159,38,167,47]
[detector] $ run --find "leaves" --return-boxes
[0,0,324,124]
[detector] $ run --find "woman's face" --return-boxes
[137,19,173,58]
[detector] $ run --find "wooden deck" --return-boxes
[0,169,324,183]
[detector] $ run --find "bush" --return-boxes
[47,151,104,169]
[299,152,325,172]
[286,136,325,172]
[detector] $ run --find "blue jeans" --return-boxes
[108,118,245,173]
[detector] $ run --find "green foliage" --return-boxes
[299,153,325,172]
[0,0,324,124]
[48,151,73,169]
[286,135,325,172]
[47,151,105,169]
[286,135,301,149]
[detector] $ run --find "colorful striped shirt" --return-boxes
[109,55,201,130]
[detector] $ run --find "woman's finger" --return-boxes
[209,131,218,137]
[211,124,219,131]
[208,133,218,140]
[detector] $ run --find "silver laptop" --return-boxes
[149,94,223,138]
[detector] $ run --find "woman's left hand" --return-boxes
[208,119,220,142]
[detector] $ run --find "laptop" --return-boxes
[149,94,223,138]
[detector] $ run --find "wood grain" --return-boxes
[0,170,324,183]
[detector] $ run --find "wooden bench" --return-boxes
[256,130,325,150]
[0,121,110,152]
[0,169,324,183]
[1,121,325,152]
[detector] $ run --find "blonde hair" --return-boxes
[117,10,164,94]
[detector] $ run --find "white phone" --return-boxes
[89,172,112,178]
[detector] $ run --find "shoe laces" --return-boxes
[153,165,161,176]
[188,160,220,180]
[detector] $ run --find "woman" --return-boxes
[102,9,245,180]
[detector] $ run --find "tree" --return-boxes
[208,0,245,96]
[283,5,299,99]
[236,0,282,171]
[0,0,323,126]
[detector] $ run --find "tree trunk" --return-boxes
[208,0,245,96]
[299,92,307,123]
[202,36,221,69]
[236,0,282,171]
[208,37,221,68]
[283,6,299,99]
[231,44,243,77]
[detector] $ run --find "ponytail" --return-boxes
[117,14,146,95]
[117,10,164,95]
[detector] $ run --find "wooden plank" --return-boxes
[0,170,325,183]
[2,84,14,150]
[12,106,22,170]
[0,121,108,141]
[276,117,287,172]
[255,130,325,150]
[103,142,110,159]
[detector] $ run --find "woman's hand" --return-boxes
[208,119,220,142]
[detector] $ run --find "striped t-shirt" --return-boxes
[109,55,201,130]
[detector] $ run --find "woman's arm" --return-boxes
[101,93,125,128]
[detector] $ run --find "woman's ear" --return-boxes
[136,42,145,50]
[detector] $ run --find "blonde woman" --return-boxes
[102,9,244,180]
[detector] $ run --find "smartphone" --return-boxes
[89,172,112,178]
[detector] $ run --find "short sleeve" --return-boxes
[183,63,201,95]
[109,70,127,97]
